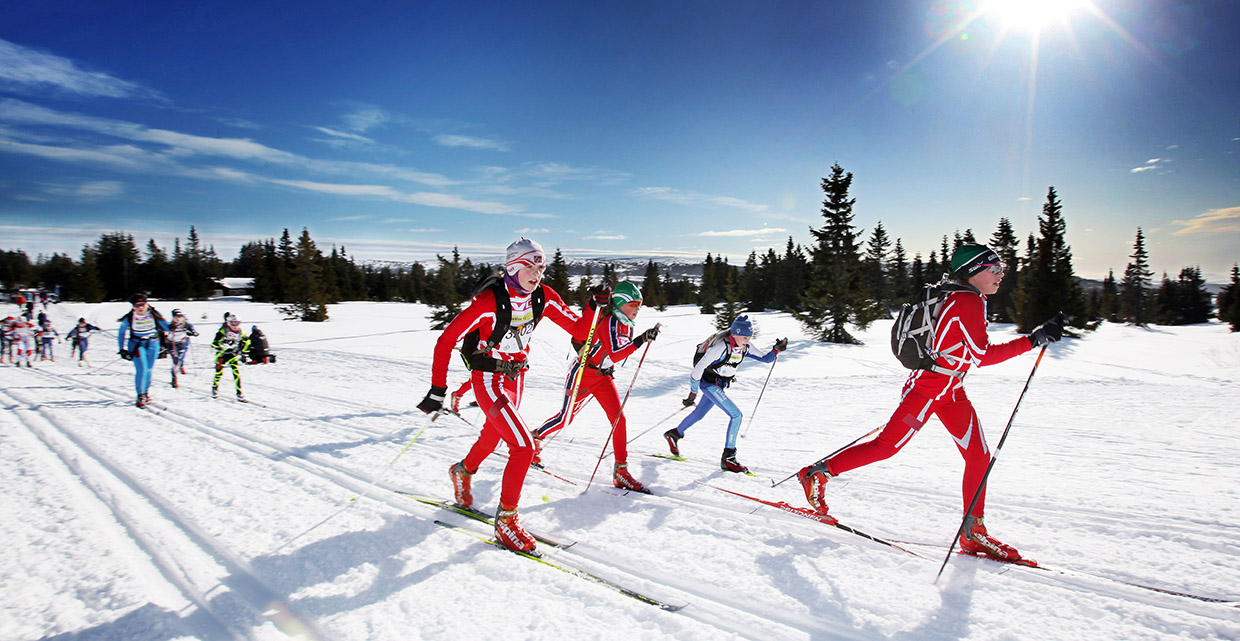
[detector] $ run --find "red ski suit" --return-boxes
[533,310,644,463]
[430,283,579,509]
[826,289,1032,517]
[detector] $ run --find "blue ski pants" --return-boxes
[127,337,159,395]
[673,383,743,449]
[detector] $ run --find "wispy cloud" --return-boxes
[329,215,371,221]
[435,134,510,151]
[15,179,124,202]
[635,186,769,213]
[0,38,164,101]
[313,126,376,148]
[525,162,629,186]
[699,228,787,237]
[515,228,550,234]
[403,228,444,233]
[341,106,391,132]
[584,233,627,240]
[1172,207,1240,235]
[1132,156,1173,174]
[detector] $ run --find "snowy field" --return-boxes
[2,298,1238,641]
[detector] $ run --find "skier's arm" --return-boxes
[429,291,493,389]
[948,294,1031,367]
[745,343,778,363]
[116,318,130,352]
[541,287,584,335]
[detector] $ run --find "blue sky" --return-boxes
[1,0,1237,280]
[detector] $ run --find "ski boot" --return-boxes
[720,448,749,474]
[797,461,832,515]
[135,393,146,408]
[211,385,219,399]
[236,391,247,403]
[493,505,537,553]
[449,392,462,414]
[959,515,1027,564]
[613,461,646,492]
[663,428,682,456]
[449,461,474,508]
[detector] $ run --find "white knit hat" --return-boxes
[505,237,546,276]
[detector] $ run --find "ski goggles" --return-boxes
[977,262,1006,275]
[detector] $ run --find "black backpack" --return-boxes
[458,274,545,371]
[890,279,976,377]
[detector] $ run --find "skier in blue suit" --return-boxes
[664,315,786,473]
[117,294,170,407]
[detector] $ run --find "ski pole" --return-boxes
[85,356,122,375]
[771,423,885,488]
[934,345,1047,583]
[740,354,778,439]
[626,404,689,445]
[558,303,602,437]
[586,328,657,489]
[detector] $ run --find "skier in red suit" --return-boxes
[531,280,660,491]
[417,238,581,552]
[797,243,1066,563]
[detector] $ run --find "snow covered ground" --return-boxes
[3,298,1238,641]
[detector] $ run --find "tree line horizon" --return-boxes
[3,163,1237,335]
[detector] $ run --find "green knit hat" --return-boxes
[951,243,1002,279]
[610,280,642,327]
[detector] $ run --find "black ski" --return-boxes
[431,519,686,611]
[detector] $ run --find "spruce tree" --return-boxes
[989,217,1020,322]
[1119,227,1153,325]
[699,253,718,313]
[1174,266,1212,325]
[278,228,329,321]
[641,260,667,310]
[863,221,891,309]
[75,246,106,303]
[1012,187,1085,331]
[910,253,925,290]
[925,250,940,283]
[714,268,745,332]
[546,249,571,297]
[798,163,877,344]
[1099,269,1120,322]
[1152,272,1177,325]
[1217,265,1240,331]
[741,251,765,312]
[425,250,463,329]
[890,238,911,302]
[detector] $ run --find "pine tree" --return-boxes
[925,250,940,284]
[798,163,877,344]
[699,253,718,313]
[740,251,765,312]
[75,246,106,303]
[1173,266,1212,325]
[890,238,911,303]
[278,228,329,322]
[772,238,807,312]
[1012,187,1085,332]
[641,260,667,310]
[910,253,925,290]
[1152,272,1177,325]
[425,250,463,329]
[1099,269,1120,322]
[1217,264,1240,331]
[988,217,1020,323]
[546,249,571,297]
[714,268,745,332]
[863,221,891,310]
[1119,227,1153,325]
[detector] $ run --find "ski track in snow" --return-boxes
[3,301,1239,641]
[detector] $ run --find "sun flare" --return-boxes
[984,0,1087,32]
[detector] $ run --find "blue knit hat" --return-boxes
[729,315,753,337]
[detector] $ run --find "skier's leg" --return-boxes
[671,387,717,437]
[702,386,744,450]
[470,372,535,509]
[826,390,937,476]
[936,393,991,517]
[590,376,628,462]
[532,364,580,441]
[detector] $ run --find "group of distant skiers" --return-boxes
[2,309,64,367]
[418,237,1066,563]
[113,294,276,407]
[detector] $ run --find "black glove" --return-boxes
[589,287,611,310]
[774,338,788,353]
[1029,312,1067,347]
[495,359,529,381]
[633,325,660,347]
[417,385,447,414]
[118,349,132,361]
[682,392,697,408]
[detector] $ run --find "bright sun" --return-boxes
[984,0,1087,32]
